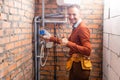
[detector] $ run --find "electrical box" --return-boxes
[56,0,81,6]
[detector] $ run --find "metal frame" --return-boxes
[34,0,67,80]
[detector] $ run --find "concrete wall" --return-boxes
[0,0,34,80]
[103,0,120,80]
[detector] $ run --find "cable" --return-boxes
[39,41,50,67]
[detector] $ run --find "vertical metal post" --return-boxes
[34,17,38,80]
[37,21,40,80]
[34,16,40,80]
[54,23,57,80]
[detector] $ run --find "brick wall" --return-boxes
[81,1,103,80]
[0,0,34,80]
[35,0,103,80]
[103,0,120,80]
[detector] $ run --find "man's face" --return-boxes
[68,7,81,24]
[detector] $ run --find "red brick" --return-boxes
[46,4,57,8]
[0,29,3,37]
[0,46,3,53]
[10,35,19,42]
[2,21,11,28]
[10,8,18,14]
[5,43,14,50]
[16,59,23,67]
[6,75,11,80]
[5,0,9,5]
[10,69,19,79]
[14,41,22,47]
[91,34,102,38]
[87,15,102,19]
[18,10,24,16]
[13,15,20,21]
[1,13,7,20]
[0,0,2,5]
[88,24,99,28]
[91,39,102,43]
[93,10,103,15]
[0,69,8,78]
[8,63,17,72]
[4,29,13,36]
[15,54,23,61]
[93,20,102,24]
[0,13,1,20]
[9,0,14,7]
[14,1,21,9]
[8,15,13,21]
[11,48,19,54]
[3,6,9,13]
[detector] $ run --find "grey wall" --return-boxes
[103,0,120,80]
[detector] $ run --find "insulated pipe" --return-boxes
[45,13,65,18]
[34,16,41,80]
[42,0,45,28]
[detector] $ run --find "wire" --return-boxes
[40,41,50,67]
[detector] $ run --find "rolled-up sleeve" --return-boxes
[67,27,91,56]
[49,36,62,44]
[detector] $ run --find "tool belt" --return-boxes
[66,54,92,71]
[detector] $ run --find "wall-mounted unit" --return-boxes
[57,0,81,6]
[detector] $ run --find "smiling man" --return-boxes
[42,4,92,80]
[62,5,92,80]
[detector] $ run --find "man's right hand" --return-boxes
[62,38,68,45]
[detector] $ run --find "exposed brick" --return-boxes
[0,0,2,5]
[6,75,11,80]
[12,22,18,28]
[3,6,9,13]
[10,35,19,42]
[35,0,103,80]
[8,0,14,7]
[87,15,102,19]
[13,15,20,21]
[10,8,18,15]
[0,0,103,80]
[5,43,14,50]
[0,46,3,53]
[0,37,10,44]
[8,15,13,21]
[0,69,8,78]
[8,63,17,72]
[14,41,22,48]
[1,13,7,20]
[18,9,24,16]
[14,1,21,9]
[0,13,1,20]
[2,21,11,28]
[0,0,34,80]
[10,69,19,79]
[0,29,3,37]
[93,20,102,24]
[88,24,99,29]
[15,54,23,61]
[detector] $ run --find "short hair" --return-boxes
[67,4,80,10]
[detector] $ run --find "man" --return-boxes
[42,4,92,80]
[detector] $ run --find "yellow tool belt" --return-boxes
[66,54,92,71]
